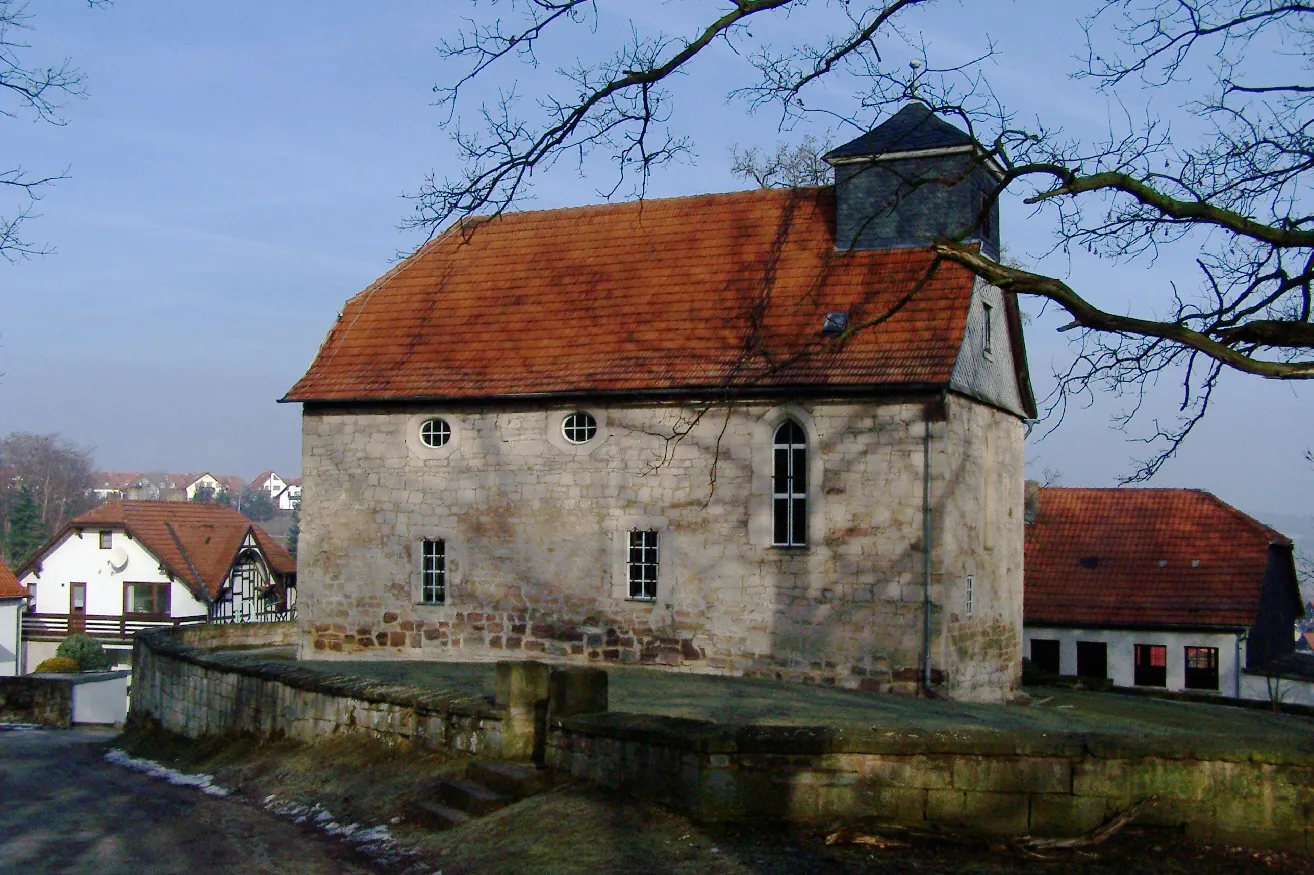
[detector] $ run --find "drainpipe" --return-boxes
[922,404,934,696]
[1234,632,1246,699]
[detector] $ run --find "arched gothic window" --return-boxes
[772,420,808,547]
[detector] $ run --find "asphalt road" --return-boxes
[0,726,383,875]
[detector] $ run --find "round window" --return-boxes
[419,418,451,448]
[561,411,597,444]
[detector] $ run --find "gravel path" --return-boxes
[0,726,385,875]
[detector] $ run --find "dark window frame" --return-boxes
[981,302,994,356]
[1134,643,1168,687]
[98,530,113,550]
[1183,646,1220,691]
[123,581,171,617]
[1030,639,1060,675]
[772,420,808,548]
[421,539,446,605]
[1076,641,1108,680]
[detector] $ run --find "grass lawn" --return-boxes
[285,657,1314,749]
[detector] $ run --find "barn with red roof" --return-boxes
[1023,486,1303,700]
[284,104,1036,701]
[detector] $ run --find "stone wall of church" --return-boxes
[296,394,1024,701]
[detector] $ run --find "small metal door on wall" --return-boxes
[69,582,86,634]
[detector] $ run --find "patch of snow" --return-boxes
[104,749,230,797]
[262,796,423,870]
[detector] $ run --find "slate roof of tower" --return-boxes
[286,186,1029,405]
[0,558,23,600]
[21,501,295,601]
[1025,488,1293,630]
[823,103,977,161]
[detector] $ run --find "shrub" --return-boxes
[56,634,111,671]
[34,656,81,673]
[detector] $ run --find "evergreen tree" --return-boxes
[5,486,44,568]
[240,486,276,522]
[191,484,216,503]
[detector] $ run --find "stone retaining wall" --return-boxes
[130,629,505,756]
[548,713,1314,852]
[178,621,297,651]
[0,676,74,727]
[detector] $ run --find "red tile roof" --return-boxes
[1025,488,1291,629]
[0,557,24,600]
[285,187,994,403]
[26,501,294,601]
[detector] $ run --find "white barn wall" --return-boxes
[1025,625,1244,695]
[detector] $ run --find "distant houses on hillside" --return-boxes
[91,470,300,511]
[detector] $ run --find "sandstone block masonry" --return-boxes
[298,395,1024,701]
[547,714,1314,853]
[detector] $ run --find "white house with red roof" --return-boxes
[283,104,1038,701]
[0,558,26,675]
[1024,486,1307,704]
[17,501,296,668]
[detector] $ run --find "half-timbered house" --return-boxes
[17,500,296,667]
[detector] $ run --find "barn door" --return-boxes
[69,582,86,634]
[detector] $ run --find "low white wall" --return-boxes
[72,673,130,724]
[0,600,21,676]
[1241,672,1314,708]
[1025,625,1244,696]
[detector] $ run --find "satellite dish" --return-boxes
[108,546,129,573]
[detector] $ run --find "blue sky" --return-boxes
[2,1,1310,538]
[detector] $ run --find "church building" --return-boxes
[285,104,1036,701]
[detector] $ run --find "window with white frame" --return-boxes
[419,418,451,448]
[772,420,807,547]
[562,411,597,444]
[421,539,446,604]
[627,530,658,600]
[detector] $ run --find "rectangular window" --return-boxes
[1134,644,1167,687]
[1030,639,1060,676]
[25,581,35,614]
[1076,641,1108,680]
[421,539,446,605]
[99,530,113,550]
[1184,646,1220,691]
[981,302,994,355]
[627,530,659,601]
[124,582,170,616]
[965,575,974,616]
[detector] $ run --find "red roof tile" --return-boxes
[285,188,984,403]
[0,557,24,600]
[1025,488,1290,629]
[29,501,295,601]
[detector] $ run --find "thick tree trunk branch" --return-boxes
[934,241,1314,379]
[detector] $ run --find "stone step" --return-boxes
[437,777,510,816]
[405,799,471,831]
[465,761,554,800]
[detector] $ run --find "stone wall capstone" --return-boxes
[129,629,505,756]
